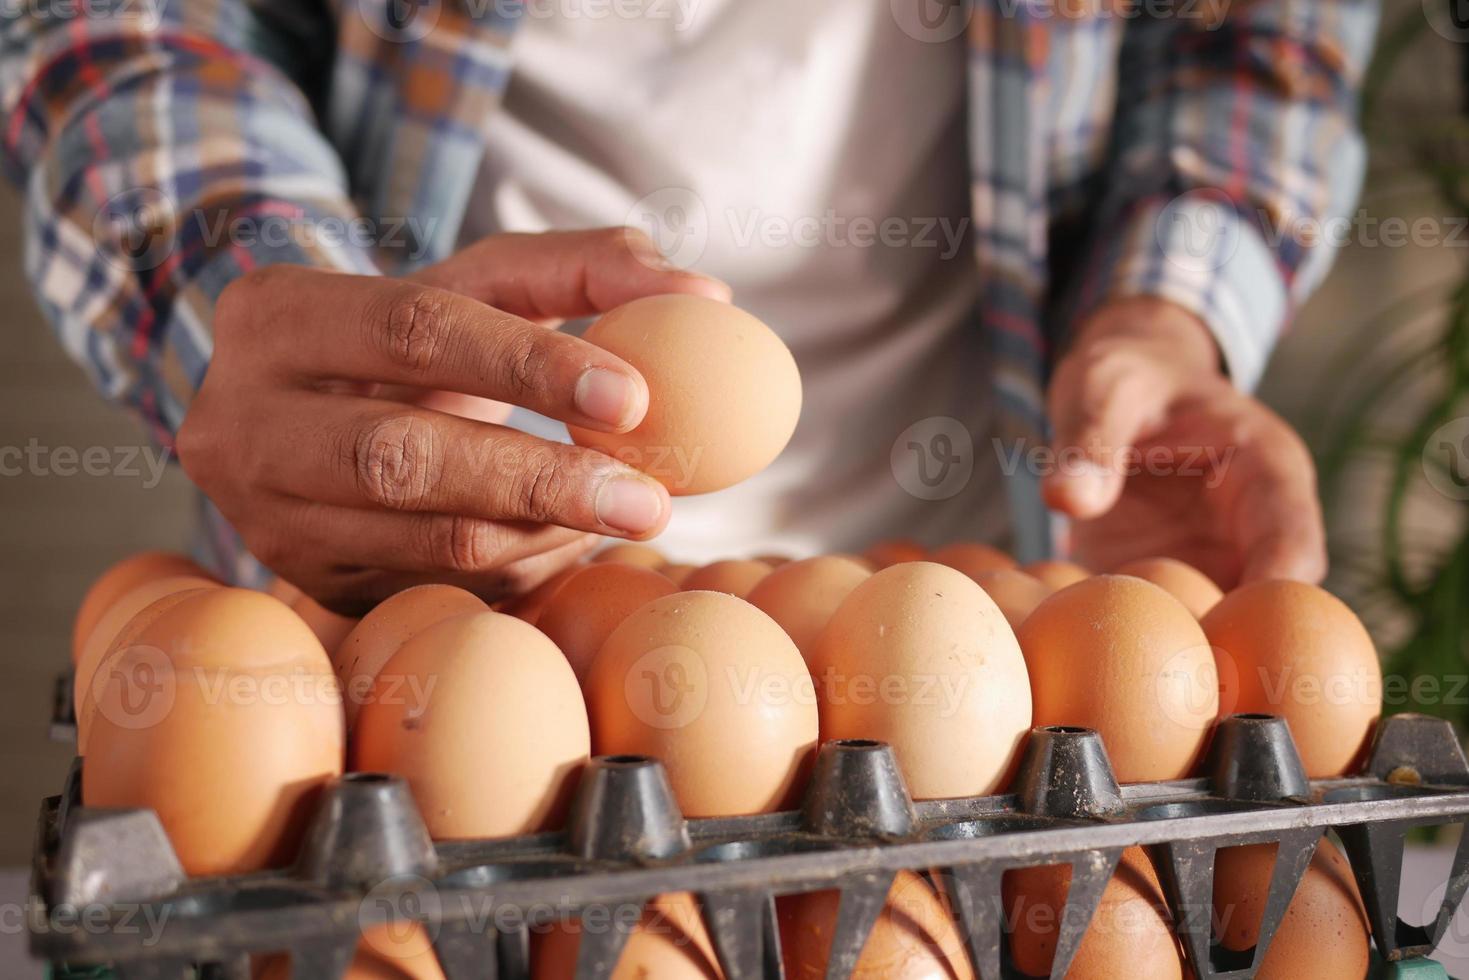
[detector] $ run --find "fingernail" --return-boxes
[576,368,642,429]
[685,274,733,303]
[596,475,665,535]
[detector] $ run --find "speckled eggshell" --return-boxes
[1213,839,1369,980]
[680,559,773,599]
[537,563,677,681]
[333,585,489,731]
[534,893,721,979]
[809,562,1033,799]
[1114,557,1223,618]
[780,871,974,980]
[1017,575,1218,783]
[83,589,344,876]
[353,611,589,839]
[568,294,802,495]
[973,569,1053,632]
[1005,846,1184,979]
[930,542,1016,580]
[746,556,873,662]
[1201,580,1382,778]
[587,591,818,817]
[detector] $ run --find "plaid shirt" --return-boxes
[0,0,1377,580]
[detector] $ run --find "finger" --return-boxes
[414,227,732,318]
[1229,421,1328,585]
[247,392,671,538]
[260,499,593,575]
[235,267,649,432]
[1043,351,1176,519]
[294,534,600,617]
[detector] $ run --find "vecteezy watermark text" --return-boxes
[0,440,171,488]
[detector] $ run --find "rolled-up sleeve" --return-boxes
[1071,0,1379,391]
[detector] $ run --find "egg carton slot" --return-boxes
[29,713,1469,980]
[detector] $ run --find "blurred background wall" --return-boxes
[0,0,1464,865]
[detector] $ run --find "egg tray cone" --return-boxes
[29,713,1469,980]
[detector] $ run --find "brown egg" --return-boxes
[1114,558,1223,618]
[587,591,817,816]
[930,542,1016,580]
[810,562,1032,799]
[568,295,802,495]
[1214,838,1369,979]
[1017,576,1218,782]
[1202,580,1381,777]
[755,554,793,567]
[1006,847,1183,979]
[538,564,678,681]
[83,589,344,875]
[258,923,446,980]
[1024,560,1091,590]
[660,563,697,586]
[973,569,1053,631]
[333,585,489,731]
[780,871,973,979]
[354,612,588,838]
[503,564,583,625]
[290,593,360,656]
[864,540,927,569]
[71,551,213,663]
[592,543,667,569]
[681,559,773,599]
[746,556,873,661]
[535,892,721,979]
[74,574,220,731]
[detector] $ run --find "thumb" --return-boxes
[1043,364,1171,519]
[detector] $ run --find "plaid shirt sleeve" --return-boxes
[1072,0,1379,391]
[0,2,378,447]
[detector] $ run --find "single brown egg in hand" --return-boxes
[780,871,973,980]
[1024,559,1090,590]
[681,559,773,599]
[746,555,872,662]
[71,551,214,663]
[333,585,489,731]
[83,588,344,876]
[930,542,1016,580]
[535,892,721,979]
[353,611,589,839]
[1005,847,1183,979]
[811,562,1032,799]
[537,563,677,681]
[568,294,802,495]
[592,543,666,569]
[1114,557,1223,618]
[587,591,817,816]
[1202,580,1382,777]
[973,569,1053,631]
[1213,838,1369,980]
[1018,576,1217,782]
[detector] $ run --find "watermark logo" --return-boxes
[892,417,974,501]
[1154,644,1222,731]
[362,0,442,42]
[624,644,708,729]
[626,188,710,271]
[891,0,972,42]
[360,874,442,944]
[1425,0,1469,42]
[1423,416,1469,501]
[95,187,176,273]
[1155,189,1243,275]
[91,644,176,732]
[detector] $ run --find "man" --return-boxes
[1,0,1374,611]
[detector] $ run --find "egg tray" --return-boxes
[29,712,1469,980]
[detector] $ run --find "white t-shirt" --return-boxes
[460,1,1008,562]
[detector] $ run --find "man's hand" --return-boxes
[1043,296,1326,589]
[178,229,730,614]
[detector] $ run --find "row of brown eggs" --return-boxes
[69,542,1378,979]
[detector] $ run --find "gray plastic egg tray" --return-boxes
[29,712,1469,980]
